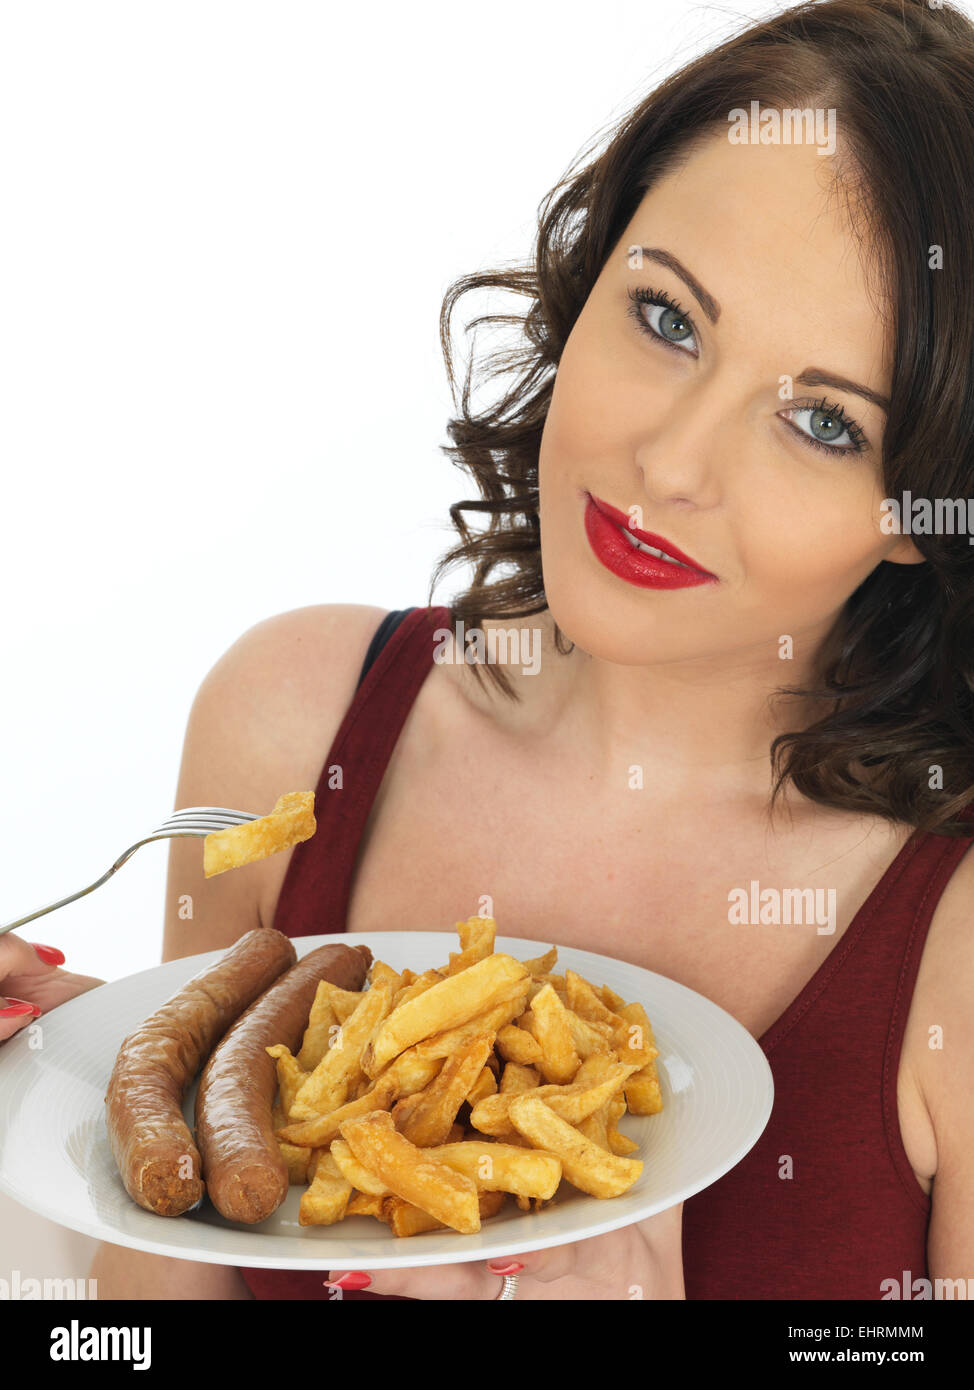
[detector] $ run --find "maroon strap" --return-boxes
[269,604,453,940]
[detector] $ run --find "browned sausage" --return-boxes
[105,927,297,1217]
[195,940,372,1224]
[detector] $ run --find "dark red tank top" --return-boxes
[239,604,974,1301]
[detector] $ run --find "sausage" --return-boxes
[195,940,372,1224]
[105,927,298,1217]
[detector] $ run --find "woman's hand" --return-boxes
[324,1200,685,1301]
[0,931,104,1043]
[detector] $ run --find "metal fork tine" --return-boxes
[157,814,256,833]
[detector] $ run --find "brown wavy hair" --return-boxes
[427,0,974,837]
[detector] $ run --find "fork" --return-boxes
[0,806,259,937]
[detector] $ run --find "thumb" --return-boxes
[0,932,103,1009]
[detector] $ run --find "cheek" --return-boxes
[738,477,888,602]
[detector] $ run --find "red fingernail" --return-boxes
[3,997,42,1016]
[30,944,65,965]
[0,1002,38,1018]
[486,1260,523,1275]
[323,1271,371,1290]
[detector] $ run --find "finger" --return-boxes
[496,1242,577,1284]
[0,934,66,999]
[0,1003,41,1043]
[324,1260,497,1300]
[0,931,58,973]
[0,967,103,1013]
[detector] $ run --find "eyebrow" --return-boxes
[632,246,890,414]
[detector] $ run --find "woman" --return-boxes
[4,0,974,1300]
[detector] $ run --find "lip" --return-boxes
[583,493,717,590]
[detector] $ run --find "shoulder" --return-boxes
[909,831,974,1273]
[163,605,390,960]
[194,604,390,716]
[182,602,389,842]
[913,830,974,1103]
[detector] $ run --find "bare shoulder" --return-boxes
[163,604,388,958]
[908,833,974,1161]
[191,601,391,801]
[196,603,390,716]
[908,834,974,1274]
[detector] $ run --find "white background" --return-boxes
[2,0,941,1287]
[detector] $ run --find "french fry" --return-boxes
[203,791,315,877]
[466,1064,497,1107]
[289,983,393,1120]
[340,1112,481,1235]
[347,1190,386,1219]
[519,946,559,975]
[565,1008,614,1060]
[264,1044,309,1118]
[410,990,529,1061]
[617,1003,663,1114]
[275,1072,400,1146]
[495,1062,540,1141]
[277,1140,312,1185]
[376,1049,443,1097]
[392,969,445,1009]
[496,1022,543,1066]
[606,1111,639,1155]
[575,1107,611,1151]
[499,1062,541,1093]
[380,1189,506,1237]
[532,971,566,987]
[613,1001,660,1068]
[362,954,530,1077]
[526,983,580,1084]
[330,1137,390,1196]
[299,1152,353,1225]
[565,970,623,1028]
[595,982,627,1012]
[369,960,402,992]
[469,1063,639,1135]
[393,1034,494,1147]
[624,1065,664,1115]
[296,982,338,1072]
[508,1096,643,1198]
[443,915,496,975]
[429,1141,561,1199]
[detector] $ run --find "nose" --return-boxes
[630,380,732,510]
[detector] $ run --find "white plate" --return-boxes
[0,932,773,1269]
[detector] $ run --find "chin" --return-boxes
[544,565,723,668]
[543,579,647,665]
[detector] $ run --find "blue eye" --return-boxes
[627,286,697,355]
[625,286,869,458]
[779,401,868,456]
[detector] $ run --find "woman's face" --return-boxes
[538,128,923,669]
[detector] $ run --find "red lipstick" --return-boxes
[583,493,717,590]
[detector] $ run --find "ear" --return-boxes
[883,534,927,566]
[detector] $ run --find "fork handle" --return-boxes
[0,842,150,937]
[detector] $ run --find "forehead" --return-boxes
[618,129,891,379]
